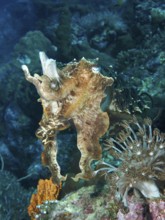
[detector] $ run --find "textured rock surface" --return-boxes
[38,184,119,220]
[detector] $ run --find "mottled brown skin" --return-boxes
[23,58,114,183]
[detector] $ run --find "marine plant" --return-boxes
[22,52,114,184]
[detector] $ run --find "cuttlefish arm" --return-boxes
[22,52,61,101]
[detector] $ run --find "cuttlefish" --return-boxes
[22,52,114,183]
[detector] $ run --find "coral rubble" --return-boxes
[22,52,114,183]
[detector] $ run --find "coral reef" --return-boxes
[22,52,114,183]
[33,116,164,220]
[28,178,61,220]
[1,1,165,219]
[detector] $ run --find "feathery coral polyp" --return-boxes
[22,52,114,183]
[96,116,165,206]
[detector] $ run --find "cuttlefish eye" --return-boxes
[50,81,60,90]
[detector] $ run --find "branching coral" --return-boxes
[28,178,61,220]
[22,52,114,183]
[96,116,165,206]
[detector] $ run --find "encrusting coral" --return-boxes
[22,52,114,183]
[28,178,61,220]
[117,199,165,219]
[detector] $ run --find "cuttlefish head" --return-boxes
[22,52,61,101]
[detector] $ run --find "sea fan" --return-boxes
[95,116,165,206]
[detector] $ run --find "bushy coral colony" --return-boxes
[96,116,165,206]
